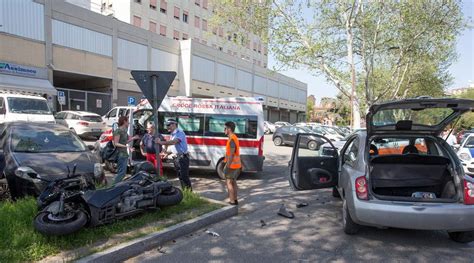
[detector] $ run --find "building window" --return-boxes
[182,33,188,40]
[149,21,157,32]
[150,0,156,9]
[160,25,166,36]
[253,42,257,51]
[263,63,267,68]
[134,0,141,3]
[219,46,223,51]
[174,6,180,19]
[195,0,200,6]
[183,11,189,23]
[194,16,200,28]
[202,19,208,31]
[227,34,232,41]
[218,27,223,37]
[173,30,180,40]
[133,15,142,27]
[212,44,217,49]
[212,27,217,35]
[258,43,261,53]
[202,0,208,9]
[264,47,268,55]
[160,0,167,14]
[253,59,256,64]
[194,37,200,42]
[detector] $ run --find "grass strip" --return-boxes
[0,190,221,262]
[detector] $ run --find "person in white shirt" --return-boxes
[443,129,457,146]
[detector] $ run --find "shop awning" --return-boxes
[0,74,57,96]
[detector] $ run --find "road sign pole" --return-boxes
[151,74,161,178]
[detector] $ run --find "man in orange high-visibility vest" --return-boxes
[224,121,241,205]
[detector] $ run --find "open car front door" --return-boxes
[288,133,339,190]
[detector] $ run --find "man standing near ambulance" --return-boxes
[223,121,241,205]
[155,119,192,191]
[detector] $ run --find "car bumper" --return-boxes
[461,161,474,176]
[349,191,474,231]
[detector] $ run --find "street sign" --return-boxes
[57,91,66,106]
[128,96,136,106]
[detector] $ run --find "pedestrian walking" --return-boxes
[223,121,241,205]
[140,122,164,176]
[155,119,192,190]
[113,116,139,184]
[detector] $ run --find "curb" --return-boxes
[76,198,237,263]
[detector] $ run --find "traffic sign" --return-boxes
[128,96,136,106]
[57,91,66,105]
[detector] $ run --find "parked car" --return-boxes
[294,122,308,127]
[274,121,291,128]
[0,92,55,124]
[55,111,107,139]
[289,98,474,243]
[264,121,276,134]
[0,122,104,199]
[102,106,135,128]
[272,126,324,150]
[457,133,474,176]
[309,125,344,141]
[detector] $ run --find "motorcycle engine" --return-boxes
[118,189,144,213]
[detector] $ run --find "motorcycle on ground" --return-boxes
[33,162,183,236]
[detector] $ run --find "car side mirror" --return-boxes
[87,145,95,151]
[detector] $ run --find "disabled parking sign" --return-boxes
[128,96,136,106]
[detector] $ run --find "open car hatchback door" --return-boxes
[289,133,339,190]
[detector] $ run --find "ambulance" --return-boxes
[99,96,265,179]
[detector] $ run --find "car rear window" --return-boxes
[81,115,103,122]
[370,137,443,156]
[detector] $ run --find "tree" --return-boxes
[209,0,466,128]
[456,89,474,129]
[306,96,314,121]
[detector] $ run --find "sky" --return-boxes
[268,1,474,104]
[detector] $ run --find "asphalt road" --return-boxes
[108,135,474,262]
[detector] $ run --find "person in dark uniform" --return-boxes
[155,119,192,190]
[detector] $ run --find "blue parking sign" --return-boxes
[128,96,136,106]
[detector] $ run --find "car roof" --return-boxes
[4,122,69,131]
[58,111,100,116]
[0,93,47,100]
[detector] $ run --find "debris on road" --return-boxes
[205,230,220,237]
[296,202,308,208]
[277,204,295,219]
[260,220,266,227]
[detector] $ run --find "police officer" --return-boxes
[155,119,192,190]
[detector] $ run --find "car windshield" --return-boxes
[464,137,474,148]
[7,97,51,114]
[81,115,103,122]
[11,128,86,153]
[372,108,454,127]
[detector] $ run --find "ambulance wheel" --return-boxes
[216,160,226,180]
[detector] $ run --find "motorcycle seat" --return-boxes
[83,184,131,208]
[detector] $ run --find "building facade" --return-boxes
[0,0,306,122]
[91,0,269,68]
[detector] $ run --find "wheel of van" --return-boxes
[273,136,283,146]
[448,231,474,243]
[307,140,318,151]
[342,199,360,235]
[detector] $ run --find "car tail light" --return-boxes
[464,179,474,205]
[355,176,368,200]
[258,136,264,156]
[78,121,89,126]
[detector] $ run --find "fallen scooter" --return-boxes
[33,162,183,236]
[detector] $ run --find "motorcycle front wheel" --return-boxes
[34,208,88,236]
[156,187,183,207]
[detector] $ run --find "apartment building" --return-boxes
[0,0,306,122]
[92,0,269,68]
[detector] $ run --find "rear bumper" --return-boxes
[349,191,474,231]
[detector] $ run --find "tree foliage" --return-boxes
[306,96,314,121]
[209,0,466,127]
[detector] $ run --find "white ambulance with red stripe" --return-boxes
[99,96,265,178]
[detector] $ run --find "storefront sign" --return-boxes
[96,99,102,108]
[0,61,48,79]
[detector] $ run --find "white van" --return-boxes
[0,92,55,124]
[102,106,134,128]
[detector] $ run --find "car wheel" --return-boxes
[307,140,318,151]
[342,199,360,235]
[448,231,474,243]
[273,136,283,146]
[332,186,341,198]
